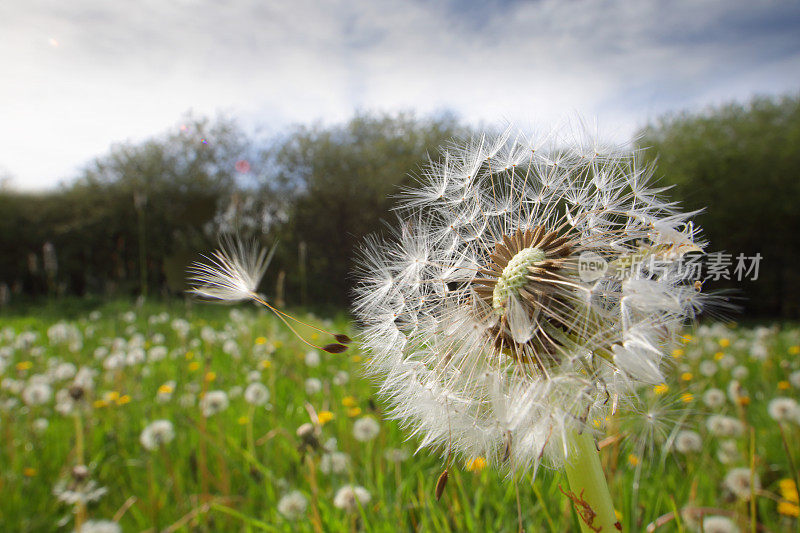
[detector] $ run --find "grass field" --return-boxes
[1,299,798,532]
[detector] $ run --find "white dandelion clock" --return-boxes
[354,129,713,531]
[140,420,175,451]
[199,390,229,417]
[767,397,799,423]
[352,416,381,442]
[333,485,371,512]
[723,467,760,500]
[244,382,270,406]
[277,490,308,520]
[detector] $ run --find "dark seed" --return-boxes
[435,469,449,501]
[322,343,348,354]
[334,334,352,344]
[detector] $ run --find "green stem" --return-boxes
[563,430,618,533]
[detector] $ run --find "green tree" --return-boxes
[638,93,800,317]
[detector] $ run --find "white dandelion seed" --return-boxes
[277,490,308,520]
[305,378,322,395]
[702,388,726,409]
[789,370,800,389]
[723,467,760,500]
[672,430,703,454]
[320,451,351,474]
[140,420,175,451]
[22,382,52,406]
[199,390,229,417]
[333,485,371,511]
[716,439,740,465]
[352,416,381,442]
[767,397,799,423]
[187,237,274,302]
[244,382,270,406]
[706,415,745,438]
[353,129,711,474]
[701,515,739,533]
[74,520,120,533]
[187,236,351,354]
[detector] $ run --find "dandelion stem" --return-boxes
[73,412,87,531]
[563,430,618,533]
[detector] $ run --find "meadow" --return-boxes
[1,299,798,532]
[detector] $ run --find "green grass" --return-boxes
[1,300,798,532]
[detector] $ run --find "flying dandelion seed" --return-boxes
[187,236,351,353]
[354,127,713,530]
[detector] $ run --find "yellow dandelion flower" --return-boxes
[714,351,724,360]
[23,467,37,477]
[778,381,790,390]
[778,501,800,517]
[255,337,267,345]
[188,361,201,372]
[93,399,108,409]
[680,334,693,344]
[671,348,684,358]
[204,371,216,382]
[788,345,799,355]
[680,372,693,382]
[16,361,33,371]
[680,392,694,403]
[342,396,357,407]
[347,407,362,417]
[654,383,669,395]
[779,478,798,502]
[737,396,751,406]
[467,457,487,473]
[158,384,174,394]
[116,395,131,405]
[237,416,249,425]
[259,360,272,369]
[627,454,640,467]
[106,391,120,401]
[317,411,334,425]
[719,338,730,348]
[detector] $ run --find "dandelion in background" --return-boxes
[140,420,175,451]
[277,490,308,520]
[672,430,702,454]
[723,467,760,500]
[244,382,270,406]
[187,236,351,353]
[767,397,799,423]
[74,519,121,533]
[700,515,739,533]
[333,485,371,512]
[354,128,713,531]
[199,390,229,417]
[352,416,380,442]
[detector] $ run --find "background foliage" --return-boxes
[1,94,798,317]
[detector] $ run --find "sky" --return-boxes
[1,0,799,190]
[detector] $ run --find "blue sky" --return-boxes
[1,0,799,190]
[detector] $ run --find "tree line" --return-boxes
[1,95,797,317]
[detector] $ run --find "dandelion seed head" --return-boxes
[244,382,270,406]
[140,419,175,451]
[352,416,381,442]
[277,490,307,520]
[333,484,371,511]
[354,128,710,472]
[701,516,739,533]
[723,467,760,500]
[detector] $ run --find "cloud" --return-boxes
[1,0,798,189]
